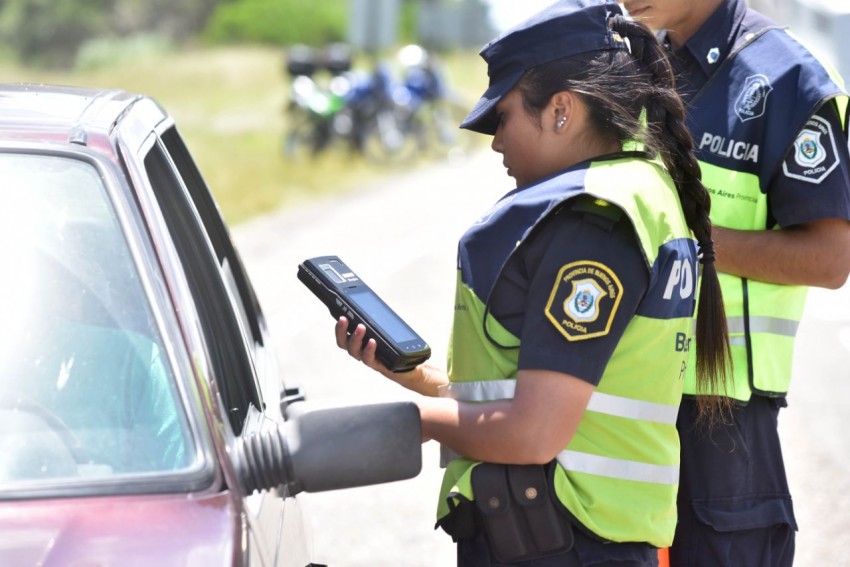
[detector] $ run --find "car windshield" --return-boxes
[0,152,194,487]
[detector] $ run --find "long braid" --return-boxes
[611,15,732,422]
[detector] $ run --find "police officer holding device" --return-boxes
[328,1,733,565]
[623,1,850,565]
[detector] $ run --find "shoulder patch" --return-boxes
[782,115,840,184]
[545,261,623,342]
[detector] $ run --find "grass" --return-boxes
[0,44,487,225]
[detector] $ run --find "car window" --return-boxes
[142,131,262,434]
[0,153,194,486]
[159,128,266,350]
[158,128,299,437]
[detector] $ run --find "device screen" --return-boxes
[347,288,418,343]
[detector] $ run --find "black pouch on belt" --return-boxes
[471,461,574,563]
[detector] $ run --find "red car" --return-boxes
[0,84,421,566]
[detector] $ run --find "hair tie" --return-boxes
[609,14,643,58]
[699,240,716,265]
[609,14,628,46]
[609,14,628,32]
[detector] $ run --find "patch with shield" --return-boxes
[782,115,840,184]
[735,74,772,123]
[545,261,623,341]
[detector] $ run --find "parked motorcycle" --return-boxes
[282,43,475,165]
[393,44,477,163]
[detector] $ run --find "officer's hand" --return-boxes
[335,316,390,374]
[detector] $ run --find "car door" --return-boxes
[130,123,310,567]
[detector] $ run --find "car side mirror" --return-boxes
[235,401,422,496]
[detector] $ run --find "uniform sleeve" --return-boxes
[769,100,850,227]
[488,198,649,386]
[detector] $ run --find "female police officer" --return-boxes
[335,1,731,565]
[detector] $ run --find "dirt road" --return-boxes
[233,150,850,567]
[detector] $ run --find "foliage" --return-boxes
[203,0,348,46]
[399,0,420,44]
[0,0,110,67]
[0,0,428,69]
[108,0,217,39]
[0,0,215,69]
[75,34,174,71]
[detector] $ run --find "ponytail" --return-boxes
[610,15,732,423]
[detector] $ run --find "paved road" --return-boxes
[233,150,850,567]
[781,283,850,567]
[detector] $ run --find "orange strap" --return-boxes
[658,547,670,567]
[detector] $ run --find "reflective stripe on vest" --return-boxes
[441,380,679,425]
[697,316,799,347]
[440,380,680,485]
[557,450,679,485]
[728,315,799,337]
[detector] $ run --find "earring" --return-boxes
[556,116,567,129]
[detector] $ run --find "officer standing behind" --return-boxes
[333,1,732,565]
[622,1,850,566]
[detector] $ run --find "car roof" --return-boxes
[0,83,147,145]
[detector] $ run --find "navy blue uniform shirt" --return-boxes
[488,196,649,386]
[663,0,850,229]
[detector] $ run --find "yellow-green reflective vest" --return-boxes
[438,156,696,547]
[682,27,849,401]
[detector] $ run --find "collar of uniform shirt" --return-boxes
[667,0,748,85]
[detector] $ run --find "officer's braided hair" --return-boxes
[516,14,732,424]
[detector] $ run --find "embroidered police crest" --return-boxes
[735,74,772,123]
[545,261,623,341]
[782,115,840,184]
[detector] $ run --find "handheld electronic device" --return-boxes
[297,255,431,372]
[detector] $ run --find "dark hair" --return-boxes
[515,15,732,423]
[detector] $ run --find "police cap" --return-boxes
[461,0,627,135]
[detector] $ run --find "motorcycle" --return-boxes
[282,43,474,165]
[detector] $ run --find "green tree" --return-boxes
[203,0,348,45]
[0,0,110,67]
[0,0,217,68]
[109,0,218,39]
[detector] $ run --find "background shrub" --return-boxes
[203,0,348,45]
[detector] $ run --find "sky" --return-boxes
[485,0,561,31]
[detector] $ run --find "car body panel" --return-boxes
[0,492,240,567]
